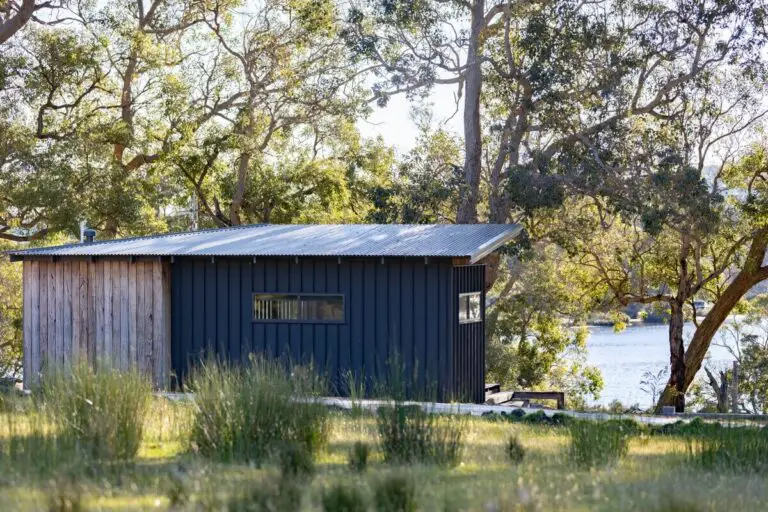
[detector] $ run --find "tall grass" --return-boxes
[0,363,151,477]
[0,408,80,477]
[374,354,465,467]
[686,426,768,472]
[40,362,152,463]
[187,357,329,464]
[376,404,465,466]
[373,473,417,512]
[568,420,630,468]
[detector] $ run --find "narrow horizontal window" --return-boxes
[253,293,344,322]
[458,292,482,324]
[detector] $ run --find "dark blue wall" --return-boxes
[170,256,485,401]
[453,265,486,403]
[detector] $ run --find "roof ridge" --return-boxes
[6,223,522,260]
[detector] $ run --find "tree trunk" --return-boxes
[668,299,687,412]
[230,93,256,226]
[488,115,513,224]
[0,0,35,45]
[229,151,251,226]
[704,367,729,413]
[656,228,768,411]
[456,0,484,225]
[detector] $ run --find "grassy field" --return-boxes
[1,395,768,512]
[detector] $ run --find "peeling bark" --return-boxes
[0,0,35,45]
[456,0,484,225]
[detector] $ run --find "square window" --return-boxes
[459,292,482,324]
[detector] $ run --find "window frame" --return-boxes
[458,291,483,324]
[252,292,346,324]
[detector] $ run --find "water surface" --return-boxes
[585,322,734,409]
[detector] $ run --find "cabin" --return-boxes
[8,224,521,403]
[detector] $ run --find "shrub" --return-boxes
[549,413,575,426]
[40,362,151,463]
[649,498,704,512]
[686,426,768,472]
[373,474,417,512]
[506,435,525,464]
[376,404,464,467]
[219,476,303,512]
[509,408,527,420]
[46,476,84,512]
[603,418,646,436]
[568,420,629,468]
[187,357,329,464]
[164,470,190,508]
[521,410,549,424]
[348,441,370,472]
[0,409,80,476]
[652,418,719,437]
[482,409,574,426]
[277,441,315,478]
[322,483,368,512]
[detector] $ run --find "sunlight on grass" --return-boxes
[2,393,768,511]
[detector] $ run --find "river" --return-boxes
[585,322,736,409]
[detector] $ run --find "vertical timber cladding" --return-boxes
[22,258,172,389]
[452,264,486,404]
[170,256,456,399]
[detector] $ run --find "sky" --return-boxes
[356,84,465,156]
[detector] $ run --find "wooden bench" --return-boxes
[484,387,566,410]
[510,391,565,410]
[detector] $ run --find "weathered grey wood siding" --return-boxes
[22,259,171,389]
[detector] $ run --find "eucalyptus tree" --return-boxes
[368,125,463,224]
[0,0,225,241]
[167,0,381,226]
[344,0,763,230]
[543,73,768,411]
[0,22,108,241]
[0,0,65,45]
[60,0,224,236]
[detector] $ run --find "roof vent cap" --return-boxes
[83,229,96,244]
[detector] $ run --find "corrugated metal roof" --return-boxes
[7,224,522,263]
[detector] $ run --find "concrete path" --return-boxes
[158,392,704,426]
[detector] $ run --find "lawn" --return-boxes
[1,396,767,512]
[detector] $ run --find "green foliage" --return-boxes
[568,420,630,468]
[219,475,304,512]
[650,418,719,437]
[704,298,768,414]
[506,435,525,464]
[0,408,82,477]
[686,426,768,473]
[480,409,577,427]
[187,357,329,464]
[376,404,464,467]
[277,441,316,478]
[486,244,604,405]
[373,474,417,512]
[46,476,84,512]
[0,246,22,378]
[40,363,152,463]
[367,127,461,224]
[348,441,370,472]
[648,498,705,512]
[322,483,368,512]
